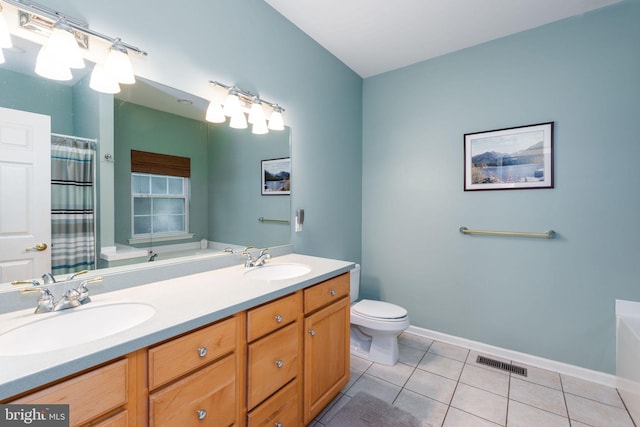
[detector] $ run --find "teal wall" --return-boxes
[44,0,363,263]
[0,68,74,134]
[208,125,290,248]
[113,101,209,246]
[362,1,640,373]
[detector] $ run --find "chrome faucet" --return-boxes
[41,273,57,284]
[243,247,271,268]
[17,276,104,314]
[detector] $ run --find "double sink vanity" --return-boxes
[0,252,354,426]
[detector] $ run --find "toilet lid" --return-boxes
[352,299,408,319]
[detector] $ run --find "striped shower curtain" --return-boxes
[50,135,97,274]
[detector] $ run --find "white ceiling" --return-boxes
[265,0,621,78]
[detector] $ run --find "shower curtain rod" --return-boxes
[52,133,98,144]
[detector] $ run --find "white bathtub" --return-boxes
[616,299,640,425]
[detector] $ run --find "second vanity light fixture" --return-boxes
[207,81,285,134]
[1,0,146,94]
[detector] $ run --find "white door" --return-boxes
[0,107,51,283]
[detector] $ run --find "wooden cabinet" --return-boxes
[303,273,350,424]
[3,271,351,427]
[8,359,130,427]
[147,314,242,427]
[246,292,302,425]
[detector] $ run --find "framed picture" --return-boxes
[464,122,554,191]
[261,157,291,195]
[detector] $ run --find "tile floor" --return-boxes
[310,332,637,427]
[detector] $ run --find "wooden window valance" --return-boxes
[131,150,191,178]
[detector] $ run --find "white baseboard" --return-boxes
[405,325,618,388]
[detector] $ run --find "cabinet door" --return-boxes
[303,296,350,424]
[149,354,236,427]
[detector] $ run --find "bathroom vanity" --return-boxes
[0,254,353,426]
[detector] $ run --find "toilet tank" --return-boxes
[350,264,360,303]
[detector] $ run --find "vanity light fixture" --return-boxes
[207,81,286,134]
[2,0,146,93]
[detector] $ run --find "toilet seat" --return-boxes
[351,299,408,321]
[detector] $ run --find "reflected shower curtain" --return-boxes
[51,135,97,274]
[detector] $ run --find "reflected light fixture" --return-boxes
[207,81,286,134]
[2,0,146,93]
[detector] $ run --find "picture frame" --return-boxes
[464,122,554,191]
[261,157,291,195]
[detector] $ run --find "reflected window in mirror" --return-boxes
[132,173,189,237]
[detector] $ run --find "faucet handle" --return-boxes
[11,279,41,287]
[76,276,104,304]
[67,269,89,281]
[19,287,55,313]
[259,247,270,256]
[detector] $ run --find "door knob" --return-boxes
[26,243,48,252]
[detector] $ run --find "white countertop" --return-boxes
[0,253,354,400]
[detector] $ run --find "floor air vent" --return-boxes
[476,355,527,377]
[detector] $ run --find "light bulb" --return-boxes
[35,45,72,81]
[205,102,225,123]
[46,20,84,69]
[0,9,12,49]
[104,41,135,84]
[223,92,241,117]
[252,118,269,135]
[248,100,266,125]
[268,107,284,131]
[89,62,120,94]
[229,111,247,129]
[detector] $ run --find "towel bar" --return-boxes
[459,227,555,239]
[258,217,290,224]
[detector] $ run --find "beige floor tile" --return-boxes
[405,368,458,404]
[565,393,635,427]
[394,389,449,427]
[318,393,350,424]
[398,332,434,351]
[345,373,402,404]
[418,351,464,380]
[459,363,510,397]
[350,354,373,373]
[561,374,625,408]
[507,400,570,427]
[515,363,562,390]
[509,376,567,416]
[366,361,415,387]
[428,341,469,362]
[451,383,508,425]
[399,343,427,367]
[443,407,502,427]
[341,368,363,393]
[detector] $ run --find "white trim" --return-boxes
[128,233,195,245]
[405,325,618,388]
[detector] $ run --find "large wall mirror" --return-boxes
[0,34,291,284]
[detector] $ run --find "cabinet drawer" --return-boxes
[91,410,128,427]
[304,273,349,314]
[148,316,237,390]
[247,380,299,427]
[247,322,299,409]
[149,353,236,427]
[247,292,301,342]
[11,359,127,427]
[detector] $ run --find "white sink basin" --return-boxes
[244,263,311,281]
[0,302,156,356]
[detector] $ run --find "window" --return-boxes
[131,173,189,237]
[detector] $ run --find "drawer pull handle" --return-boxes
[330,289,337,296]
[275,314,283,323]
[198,347,208,357]
[275,422,283,427]
[275,359,284,368]
[196,409,207,420]
[309,329,316,336]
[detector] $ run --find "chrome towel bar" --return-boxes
[258,217,290,224]
[459,227,556,239]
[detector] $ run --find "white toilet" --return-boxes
[350,264,410,365]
